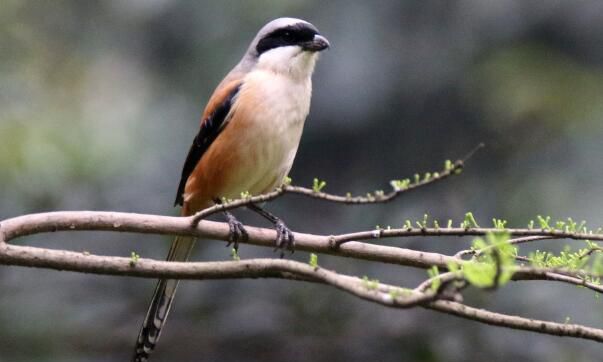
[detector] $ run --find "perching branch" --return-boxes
[5,211,603,270]
[1,208,603,344]
[0,211,456,269]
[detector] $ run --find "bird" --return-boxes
[132,17,329,361]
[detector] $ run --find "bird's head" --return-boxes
[244,18,330,78]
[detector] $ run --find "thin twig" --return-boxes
[412,265,603,295]
[414,271,459,293]
[189,152,474,225]
[578,246,603,260]
[455,236,555,259]
[512,267,603,294]
[426,300,603,343]
[332,227,603,247]
[190,188,286,225]
[279,158,462,205]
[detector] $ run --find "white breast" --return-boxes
[235,68,313,194]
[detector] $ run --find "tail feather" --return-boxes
[132,236,196,362]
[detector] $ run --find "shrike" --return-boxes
[132,18,329,361]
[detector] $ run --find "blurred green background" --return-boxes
[2,1,603,361]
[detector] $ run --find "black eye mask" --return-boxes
[256,23,319,55]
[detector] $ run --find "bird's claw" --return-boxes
[274,220,295,257]
[225,215,248,252]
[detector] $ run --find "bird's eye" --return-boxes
[283,31,292,39]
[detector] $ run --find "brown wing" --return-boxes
[174,81,242,206]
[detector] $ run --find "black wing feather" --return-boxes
[174,84,241,206]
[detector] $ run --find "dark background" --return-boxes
[2,1,603,361]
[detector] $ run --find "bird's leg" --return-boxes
[214,199,248,252]
[247,203,294,257]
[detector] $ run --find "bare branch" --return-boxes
[0,242,438,308]
[1,241,602,343]
[427,300,603,343]
[3,204,603,345]
[0,211,456,269]
[4,212,603,280]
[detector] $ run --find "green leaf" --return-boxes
[492,218,507,229]
[463,232,515,288]
[427,266,441,291]
[308,253,318,268]
[312,178,327,192]
[231,248,240,261]
[462,212,480,229]
[129,251,140,267]
[537,215,551,230]
[362,276,380,290]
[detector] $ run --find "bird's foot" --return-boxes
[246,203,294,257]
[224,211,248,252]
[274,220,295,258]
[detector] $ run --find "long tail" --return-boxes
[132,235,196,362]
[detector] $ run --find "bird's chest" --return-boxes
[231,72,311,192]
[239,72,311,158]
[249,72,311,130]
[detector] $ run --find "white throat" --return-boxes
[256,46,319,80]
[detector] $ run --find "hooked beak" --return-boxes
[302,34,330,52]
